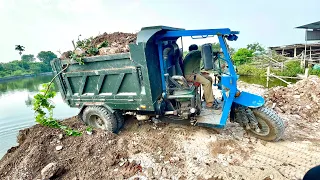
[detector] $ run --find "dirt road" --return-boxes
[0,80,319,180]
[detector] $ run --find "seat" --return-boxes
[183,50,202,88]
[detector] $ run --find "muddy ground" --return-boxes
[0,78,320,180]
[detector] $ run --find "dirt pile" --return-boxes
[60,32,137,59]
[0,117,185,180]
[1,81,320,179]
[93,32,137,55]
[1,115,320,180]
[266,75,320,122]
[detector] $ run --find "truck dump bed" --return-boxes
[51,48,158,112]
[51,26,186,113]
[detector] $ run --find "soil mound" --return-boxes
[94,32,137,55]
[266,75,320,122]
[60,32,137,59]
[0,116,180,180]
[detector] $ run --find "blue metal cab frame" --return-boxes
[156,28,265,128]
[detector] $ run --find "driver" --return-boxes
[183,44,219,109]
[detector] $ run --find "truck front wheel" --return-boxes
[82,106,118,133]
[248,107,285,141]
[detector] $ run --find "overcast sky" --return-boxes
[0,0,318,62]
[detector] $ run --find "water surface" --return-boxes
[0,76,78,159]
[239,75,297,87]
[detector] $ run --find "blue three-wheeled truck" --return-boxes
[51,26,284,141]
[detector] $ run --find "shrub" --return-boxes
[276,61,303,77]
[309,69,320,76]
[232,48,254,65]
[237,64,265,76]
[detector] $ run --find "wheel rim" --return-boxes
[89,115,106,130]
[250,114,270,136]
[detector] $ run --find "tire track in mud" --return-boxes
[170,126,320,180]
[246,141,320,179]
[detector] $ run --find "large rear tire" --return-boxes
[82,106,118,133]
[248,107,285,141]
[114,110,124,130]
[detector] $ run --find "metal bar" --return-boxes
[64,68,135,77]
[78,75,87,95]
[167,94,194,99]
[62,75,74,97]
[94,75,105,95]
[132,68,142,93]
[61,53,131,65]
[112,73,125,95]
[158,29,237,39]
[217,35,236,76]
[157,43,167,97]
[51,60,67,100]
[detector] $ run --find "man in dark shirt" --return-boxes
[183,44,218,109]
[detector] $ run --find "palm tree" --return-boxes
[15,45,25,56]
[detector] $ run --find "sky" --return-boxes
[0,0,319,62]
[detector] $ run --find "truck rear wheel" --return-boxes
[248,107,285,141]
[114,110,124,130]
[82,106,118,133]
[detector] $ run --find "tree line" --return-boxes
[0,46,58,78]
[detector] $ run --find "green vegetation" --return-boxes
[276,61,304,77]
[33,83,82,136]
[232,42,319,78]
[0,60,51,78]
[21,54,35,62]
[237,64,265,76]
[247,42,266,55]
[309,69,320,76]
[86,126,93,133]
[15,45,25,56]
[232,48,254,65]
[0,51,57,78]
[237,60,308,77]
[70,36,108,64]
[37,51,57,65]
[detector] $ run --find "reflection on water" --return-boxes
[239,75,297,88]
[0,75,78,159]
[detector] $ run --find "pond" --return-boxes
[238,75,297,88]
[0,75,78,159]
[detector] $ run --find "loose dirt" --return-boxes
[93,32,137,55]
[1,78,320,180]
[266,75,320,122]
[60,32,137,59]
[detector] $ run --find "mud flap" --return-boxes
[233,91,265,108]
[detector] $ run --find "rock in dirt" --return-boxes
[41,162,60,179]
[169,157,180,163]
[55,145,63,151]
[58,134,63,140]
[147,167,154,178]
